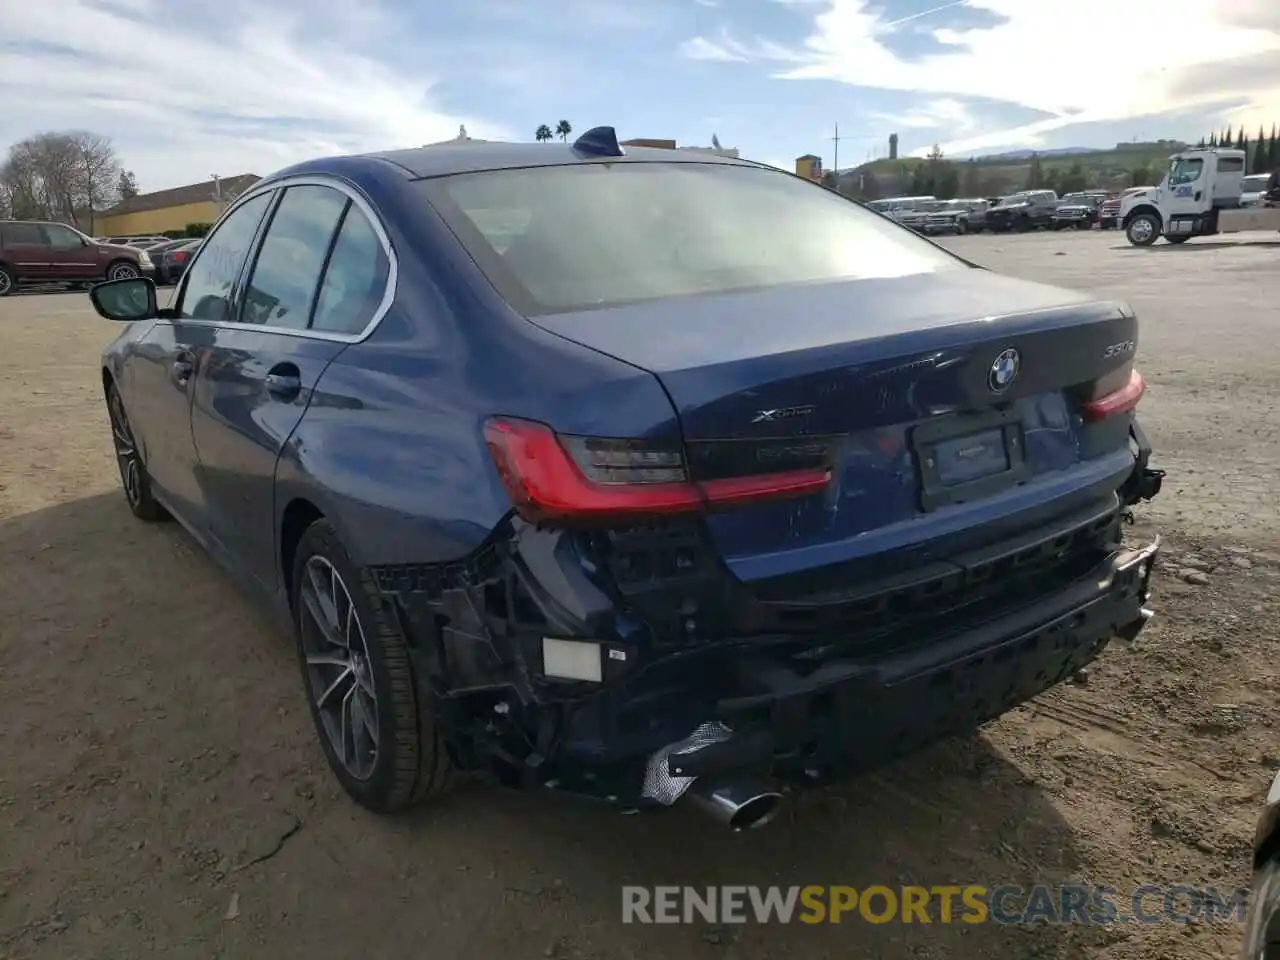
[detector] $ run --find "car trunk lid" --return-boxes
[526,269,1141,585]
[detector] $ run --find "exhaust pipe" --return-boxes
[685,776,785,831]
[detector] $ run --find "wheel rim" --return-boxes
[1130,217,1154,243]
[107,389,142,507]
[299,556,380,781]
[0,272,11,295]
[110,264,138,281]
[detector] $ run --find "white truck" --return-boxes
[1119,147,1280,246]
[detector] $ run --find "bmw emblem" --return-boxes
[988,348,1021,393]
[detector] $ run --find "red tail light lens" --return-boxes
[1081,369,1146,422]
[172,251,187,262]
[483,416,832,524]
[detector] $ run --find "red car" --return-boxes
[0,220,154,296]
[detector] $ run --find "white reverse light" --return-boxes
[541,638,603,683]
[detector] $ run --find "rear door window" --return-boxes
[238,184,348,330]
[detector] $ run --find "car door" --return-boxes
[3,222,52,280]
[41,223,98,280]
[188,179,387,592]
[125,190,276,525]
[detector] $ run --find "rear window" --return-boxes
[418,163,963,315]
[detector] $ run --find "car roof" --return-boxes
[358,141,755,180]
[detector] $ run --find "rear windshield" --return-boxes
[417,162,963,315]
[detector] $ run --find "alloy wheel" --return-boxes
[0,271,11,296]
[298,556,380,781]
[110,263,139,281]
[107,388,142,507]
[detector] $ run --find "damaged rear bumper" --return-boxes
[656,536,1159,789]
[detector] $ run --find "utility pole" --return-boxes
[831,122,843,176]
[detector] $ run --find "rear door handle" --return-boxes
[265,363,302,402]
[171,352,193,387]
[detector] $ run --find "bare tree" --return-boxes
[69,131,122,233]
[0,130,123,229]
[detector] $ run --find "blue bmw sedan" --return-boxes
[89,127,1164,828]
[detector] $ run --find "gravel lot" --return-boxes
[1,229,1277,960]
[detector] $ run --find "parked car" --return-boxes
[984,190,1059,232]
[1242,766,1280,957]
[924,198,988,235]
[0,220,154,296]
[1240,173,1271,208]
[151,238,202,284]
[86,129,1164,827]
[96,234,170,247]
[1051,194,1103,229]
[1098,187,1154,229]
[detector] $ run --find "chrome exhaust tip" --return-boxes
[685,776,785,831]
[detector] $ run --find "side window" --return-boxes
[177,191,273,323]
[7,222,46,245]
[239,185,348,329]
[311,204,390,335]
[43,225,85,250]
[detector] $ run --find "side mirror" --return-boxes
[90,276,158,322]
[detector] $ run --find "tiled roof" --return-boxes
[103,173,261,216]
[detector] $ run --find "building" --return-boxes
[620,137,741,159]
[95,173,261,236]
[795,154,824,181]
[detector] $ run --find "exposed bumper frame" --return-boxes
[664,536,1160,784]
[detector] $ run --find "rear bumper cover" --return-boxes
[664,536,1159,783]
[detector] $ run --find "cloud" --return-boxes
[679,36,749,61]
[681,0,1280,153]
[870,97,977,135]
[0,0,511,192]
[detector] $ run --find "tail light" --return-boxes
[1081,368,1146,422]
[483,416,832,524]
[172,251,188,262]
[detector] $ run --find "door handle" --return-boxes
[171,352,193,386]
[265,363,302,402]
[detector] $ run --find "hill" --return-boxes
[843,141,1187,198]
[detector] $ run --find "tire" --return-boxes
[0,266,14,297]
[106,381,169,522]
[1014,215,1031,233]
[1165,235,1190,244]
[107,260,140,282]
[1125,212,1161,247]
[291,519,452,813]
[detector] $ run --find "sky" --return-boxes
[2,0,1279,194]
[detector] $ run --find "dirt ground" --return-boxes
[1,230,1278,960]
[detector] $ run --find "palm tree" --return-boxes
[535,124,553,142]
[555,120,572,142]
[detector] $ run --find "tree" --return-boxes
[1269,124,1279,170]
[1209,132,1218,147]
[534,124,553,142]
[0,130,123,229]
[1223,125,1232,147]
[555,120,572,142]
[1057,160,1089,195]
[961,159,981,197]
[936,164,960,200]
[1131,163,1154,187]
[1025,153,1046,189]
[117,169,139,200]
